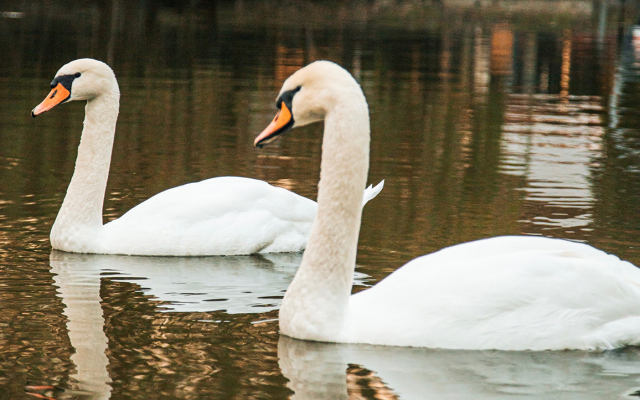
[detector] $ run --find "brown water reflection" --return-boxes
[2,1,640,399]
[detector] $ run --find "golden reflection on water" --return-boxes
[1,1,640,399]
[560,29,573,99]
[501,94,604,236]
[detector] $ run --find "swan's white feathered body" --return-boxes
[344,236,640,350]
[72,176,315,255]
[257,60,640,350]
[34,58,383,256]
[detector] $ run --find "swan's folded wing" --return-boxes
[102,177,317,255]
[346,236,640,349]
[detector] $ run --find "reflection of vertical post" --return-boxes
[305,25,316,63]
[474,25,491,101]
[523,33,537,94]
[458,23,475,157]
[107,0,119,65]
[490,24,514,76]
[411,45,421,95]
[51,253,112,400]
[440,25,451,79]
[608,40,623,129]
[618,0,626,45]
[539,62,549,93]
[353,43,362,81]
[460,24,473,91]
[439,24,452,109]
[538,34,551,94]
[597,0,609,52]
[560,29,572,99]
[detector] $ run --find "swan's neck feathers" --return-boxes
[51,91,119,251]
[280,86,370,341]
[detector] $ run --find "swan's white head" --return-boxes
[32,58,118,117]
[255,60,361,148]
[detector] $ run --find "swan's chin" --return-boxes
[255,133,284,148]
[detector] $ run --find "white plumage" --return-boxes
[345,235,640,350]
[259,60,640,350]
[33,58,382,256]
[100,177,316,255]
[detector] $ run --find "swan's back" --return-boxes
[345,236,640,350]
[101,177,317,256]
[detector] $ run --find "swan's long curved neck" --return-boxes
[279,88,370,341]
[51,92,119,249]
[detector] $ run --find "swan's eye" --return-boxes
[276,86,302,110]
[50,74,79,92]
[75,72,81,78]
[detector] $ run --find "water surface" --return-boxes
[2,1,640,399]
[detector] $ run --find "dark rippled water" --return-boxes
[2,1,640,399]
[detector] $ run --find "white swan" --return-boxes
[32,58,383,256]
[255,60,640,351]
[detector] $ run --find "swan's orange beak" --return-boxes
[254,102,294,148]
[31,83,71,117]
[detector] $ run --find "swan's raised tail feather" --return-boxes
[362,180,384,207]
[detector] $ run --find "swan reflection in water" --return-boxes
[49,250,368,398]
[49,250,640,399]
[52,250,371,313]
[278,336,640,399]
